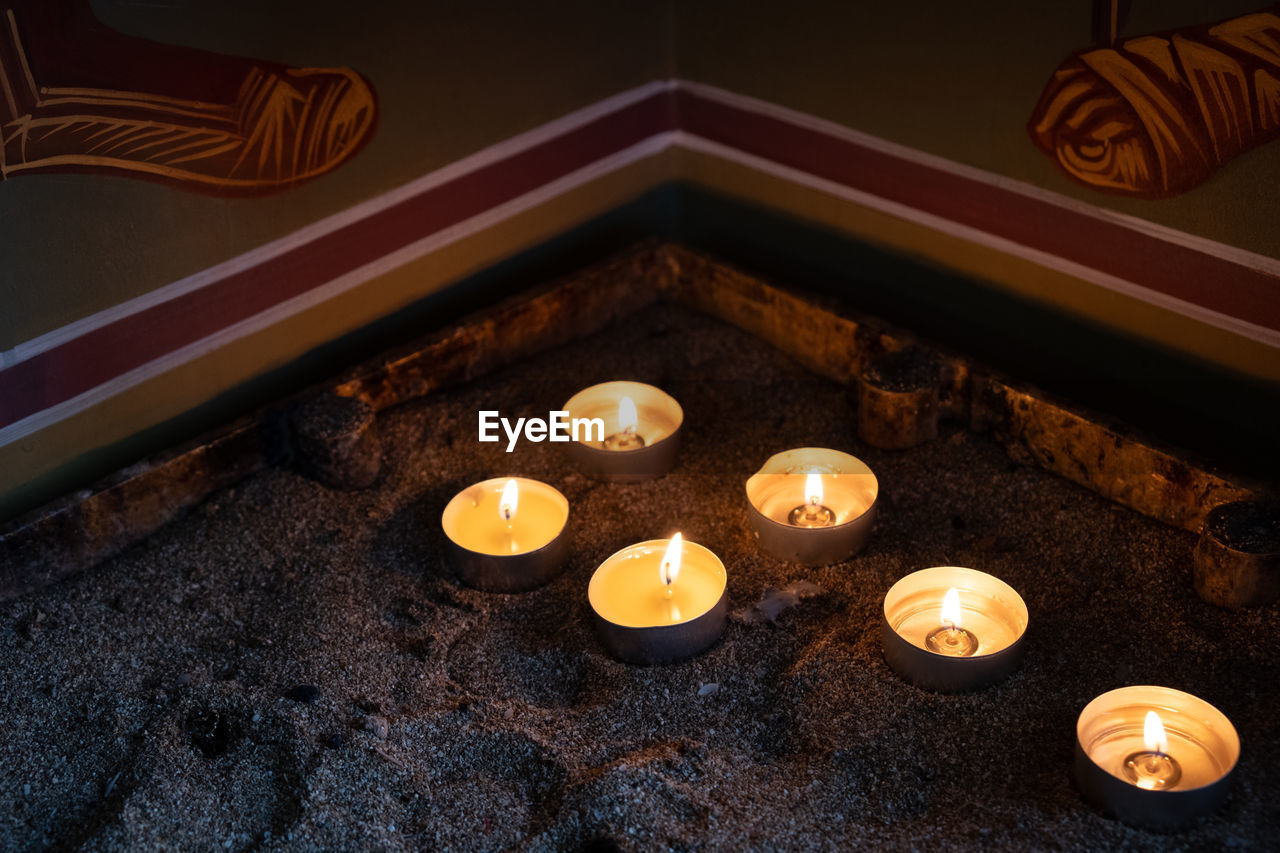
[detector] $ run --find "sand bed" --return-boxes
[1,303,1276,851]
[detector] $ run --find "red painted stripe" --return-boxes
[676,89,1280,332]
[0,91,677,428]
[2,83,1277,433]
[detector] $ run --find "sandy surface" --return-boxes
[2,303,1277,851]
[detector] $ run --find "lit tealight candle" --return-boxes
[881,566,1027,692]
[603,395,644,451]
[498,478,520,552]
[563,381,683,481]
[1129,711,1180,791]
[441,477,570,593]
[588,534,727,664]
[745,448,878,565]
[1075,686,1240,829]
[789,472,836,528]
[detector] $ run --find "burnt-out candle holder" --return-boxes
[881,566,1027,692]
[588,535,727,665]
[745,448,878,566]
[562,381,682,482]
[290,392,381,489]
[441,477,570,593]
[1075,685,1239,830]
[856,347,940,450]
[1193,500,1280,609]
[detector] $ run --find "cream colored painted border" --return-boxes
[0,131,678,448]
[2,80,677,367]
[671,145,1280,380]
[6,78,1279,461]
[673,132,1280,351]
[0,151,675,516]
[679,80,1280,280]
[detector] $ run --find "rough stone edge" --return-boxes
[656,243,1263,532]
[333,242,665,409]
[0,419,279,600]
[1,240,1266,600]
[0,244,667,600]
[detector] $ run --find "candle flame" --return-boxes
[618,395,638,433]
[499,478,519,522]
[941,587,962,628]
[661,532,683,588]
[806,470,824,506]
[1144,710,1169,754]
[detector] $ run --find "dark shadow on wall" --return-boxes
[4,181,1277,521]
[667,183,1280,481]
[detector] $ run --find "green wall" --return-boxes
[7,2,1279,349]
[1,0,673,348]
[673,0,1280,257]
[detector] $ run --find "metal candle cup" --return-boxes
[1193,500,1280,609]
[745,448,878,566]
[562,381,682,482]
[1074,686,1239,830]
[881,566,1027,692]
[588,536,727,665]
[441,477,570,593]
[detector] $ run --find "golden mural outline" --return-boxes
[1029,9,1280,198]
[0,8,376,194]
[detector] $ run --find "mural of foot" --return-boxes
[1028,9,1280,198]
[0,0,376,195]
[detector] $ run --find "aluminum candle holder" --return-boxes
[1074,686,1239,829]
[745,448,878,566]
[1193,499,1280,609]
[441,477,570,593]
[881,566,1027,692]
[562,381,682,482]
[588,536,727,665]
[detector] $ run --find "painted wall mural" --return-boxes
[0,0,376,195]
[1029,6,1280,198]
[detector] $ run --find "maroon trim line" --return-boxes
[675,89,1280,332]
[0,90,677,427]
[2,83,1277,432]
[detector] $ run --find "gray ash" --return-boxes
[1209,501,1280,553]
[862,347,940,392]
